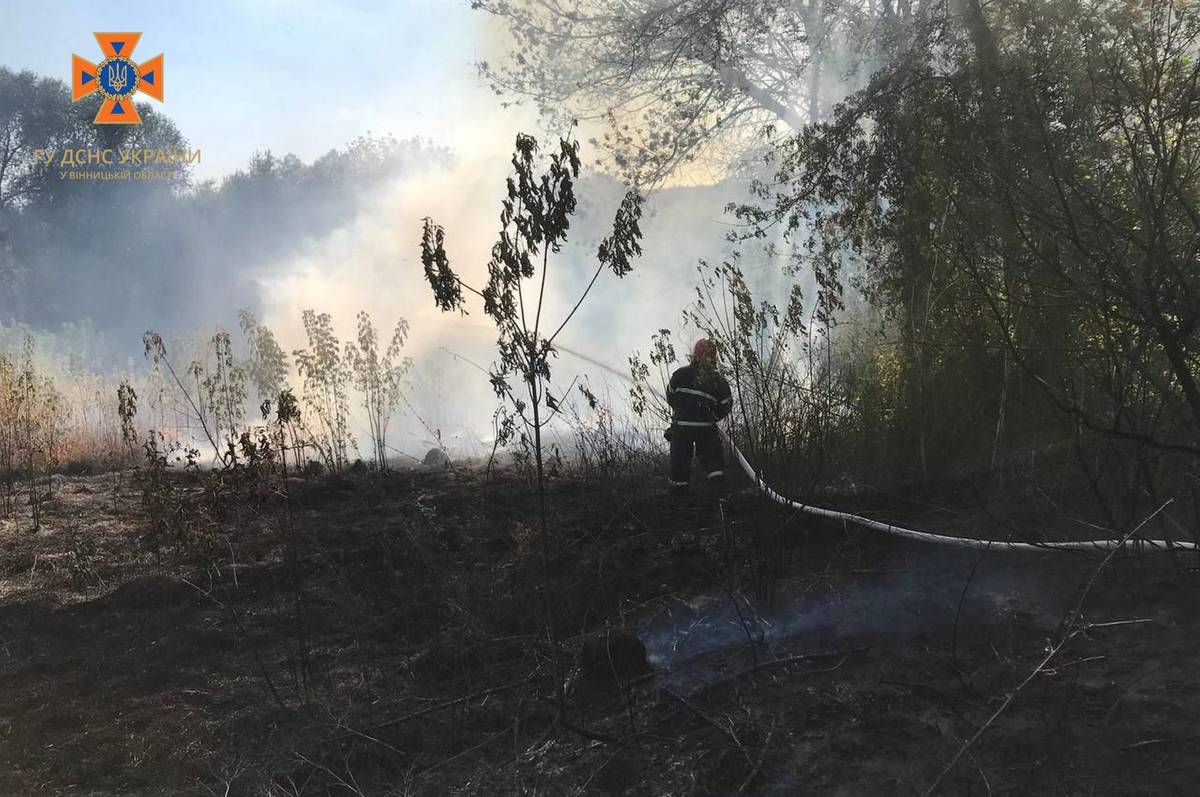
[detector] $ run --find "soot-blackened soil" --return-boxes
[0,467,1196,795]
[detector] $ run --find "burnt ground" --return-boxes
[0,465,1197,796]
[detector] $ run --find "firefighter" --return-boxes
[666,338,733,495]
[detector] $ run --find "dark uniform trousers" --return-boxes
[668,426,725,488]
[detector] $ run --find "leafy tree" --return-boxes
[473,0,923,182]
[737,0,1200,503]
[0,66,191,211]
[0,69,71,210]
[421,132,643,706]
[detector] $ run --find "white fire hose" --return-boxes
[555,344,1197,554]
[727,437,1196,553]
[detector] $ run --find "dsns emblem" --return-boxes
[72,33,164,125]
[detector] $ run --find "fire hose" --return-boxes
[726,440,1195,553]
[556,344,1198,553]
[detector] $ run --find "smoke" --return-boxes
[250,137,797,458]
[253,149,513,455]
[638,549,1082,694]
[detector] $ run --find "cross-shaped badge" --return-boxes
[72,33,164,125]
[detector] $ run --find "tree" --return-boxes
[736,0,1200,496]
[473,0,924,183]
[0,66,191,211]
[421,132,643,707]
[0,69,68,210]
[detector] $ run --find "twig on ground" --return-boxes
[729,648,863,683]
[966,750,992,797]
[1040,655,1105,675]
[1122,735,1200,750]
[329,675,539,741]
[952,544,990,684]
[1082,618,1153,631]
[737,721,776,794]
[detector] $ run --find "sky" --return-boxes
[0,0,534,178]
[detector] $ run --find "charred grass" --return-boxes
[0,467,1197,795]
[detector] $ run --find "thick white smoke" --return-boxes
[250,136,802,460]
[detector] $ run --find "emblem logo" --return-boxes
[72,33,163,125]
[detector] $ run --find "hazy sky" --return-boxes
[0,0,533,178]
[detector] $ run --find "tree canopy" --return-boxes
[699,0,1200,493]
[474,0,928,183]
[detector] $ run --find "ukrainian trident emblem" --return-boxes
[72,33,164,125]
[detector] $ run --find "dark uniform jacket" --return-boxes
[667,364,733,428]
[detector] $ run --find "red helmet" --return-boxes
[692,338,718,364]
